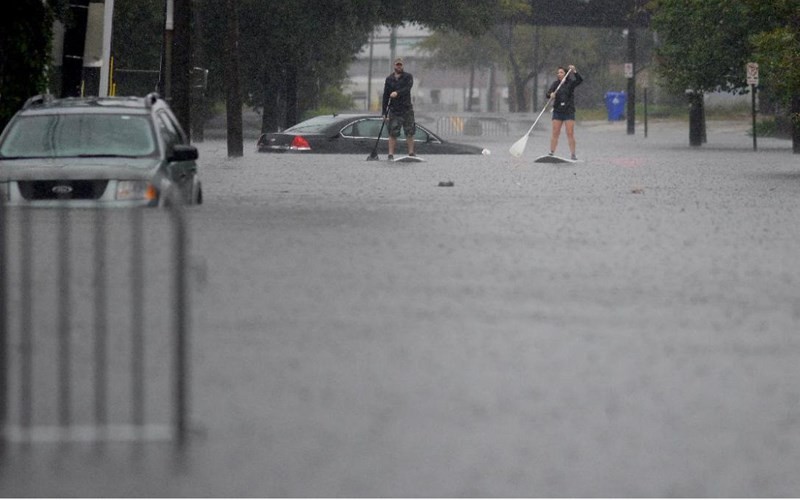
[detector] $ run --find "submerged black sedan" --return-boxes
[256,114,489,155]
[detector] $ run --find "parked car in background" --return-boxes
[0,93,202,207]
[257,114,490,155]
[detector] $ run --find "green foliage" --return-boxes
[750,27,800,118]
[0,0,64,130]
[651,0,800,105]
[195,0,508,130]
[751,117,793,138]
[320,86,356,110]
[652,0,800,148]
[379,0,504,36]
[418,22,637,112]
[650,0,754,94]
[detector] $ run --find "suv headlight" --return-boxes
[116,180,157,201]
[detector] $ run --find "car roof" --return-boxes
[283,114,381,133]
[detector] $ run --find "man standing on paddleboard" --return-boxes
[382,58,416,161]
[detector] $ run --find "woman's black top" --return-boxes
[547,72,584,115]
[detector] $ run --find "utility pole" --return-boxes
[532,24,540,112]
[224,0,242,157]
[171,0,192,140]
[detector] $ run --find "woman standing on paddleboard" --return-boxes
[547,65,583,160]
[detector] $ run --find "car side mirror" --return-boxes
[169,144,199,162]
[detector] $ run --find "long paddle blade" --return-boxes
[508,133,529,158]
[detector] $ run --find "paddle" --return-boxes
[366,98,391,161]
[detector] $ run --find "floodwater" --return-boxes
[2,119,799,496]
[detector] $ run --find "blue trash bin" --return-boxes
[604,91,626,121]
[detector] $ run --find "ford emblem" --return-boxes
[52,185,73,194]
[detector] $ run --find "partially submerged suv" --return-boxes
[0,93,202,207]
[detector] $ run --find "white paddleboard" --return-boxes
[392,155,426,163]
[534,154,580,164]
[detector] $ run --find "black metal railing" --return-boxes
[0,200,190,445]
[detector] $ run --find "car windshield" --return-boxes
[284,115,339,134]
[0,113,157,159]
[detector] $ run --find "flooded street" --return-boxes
[3,119,800,496]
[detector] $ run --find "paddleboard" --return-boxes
[534,154,579,164]
[392,155,426,163]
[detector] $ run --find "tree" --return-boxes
[490,5,532,112]
[0,0,66,130]
[416,31,495,111]
[745,0,800,152]
[418,22,625,113]
[651,0,800,151]
[417,0,534,112]
[199,0,506,133]
[651,0,753,93]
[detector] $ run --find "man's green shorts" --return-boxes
[388,109,416,138]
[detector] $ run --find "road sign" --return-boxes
[624,63,634,79]
[746,62,759,86]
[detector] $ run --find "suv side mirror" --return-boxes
[169,144,199,162]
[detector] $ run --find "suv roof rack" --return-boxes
[22,94,54,109]
[144,92,161,109]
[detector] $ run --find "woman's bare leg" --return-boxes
[550,120,563,153]
[565,119,576,156]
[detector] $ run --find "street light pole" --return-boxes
[366,30,374,111]
[161,0,173,98]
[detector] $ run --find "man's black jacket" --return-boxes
[382,71,414,115]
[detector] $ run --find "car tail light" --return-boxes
[290,135,311,151]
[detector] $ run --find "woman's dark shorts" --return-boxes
[552,110,575,121]
[388,109,416,138]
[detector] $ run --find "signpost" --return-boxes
[747,62,759,151]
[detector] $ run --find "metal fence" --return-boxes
[435,115,511,137]
[0,201,190,445]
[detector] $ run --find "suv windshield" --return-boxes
[0,113,157,159]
